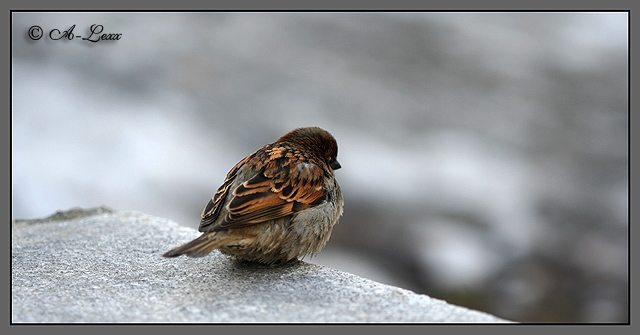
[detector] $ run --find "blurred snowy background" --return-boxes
[12,12,628,322]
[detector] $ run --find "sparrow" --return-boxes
[163,126,343,264]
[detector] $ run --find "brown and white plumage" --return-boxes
[163,127,343,264]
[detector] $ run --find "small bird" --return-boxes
[163,126,343,264]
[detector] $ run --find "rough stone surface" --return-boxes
[12,207,512,323]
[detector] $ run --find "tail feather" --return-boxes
[163,233,224,258]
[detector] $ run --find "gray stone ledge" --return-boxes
[12,207,512,323]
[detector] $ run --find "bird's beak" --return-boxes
[331,160,341,170]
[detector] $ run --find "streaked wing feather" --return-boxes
[199,154,253,232]
[212,144,327,231]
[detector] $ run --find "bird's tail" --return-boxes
[162,233,226,258]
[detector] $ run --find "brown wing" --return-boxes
[205,143,327,232]
[198,154,253,232]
